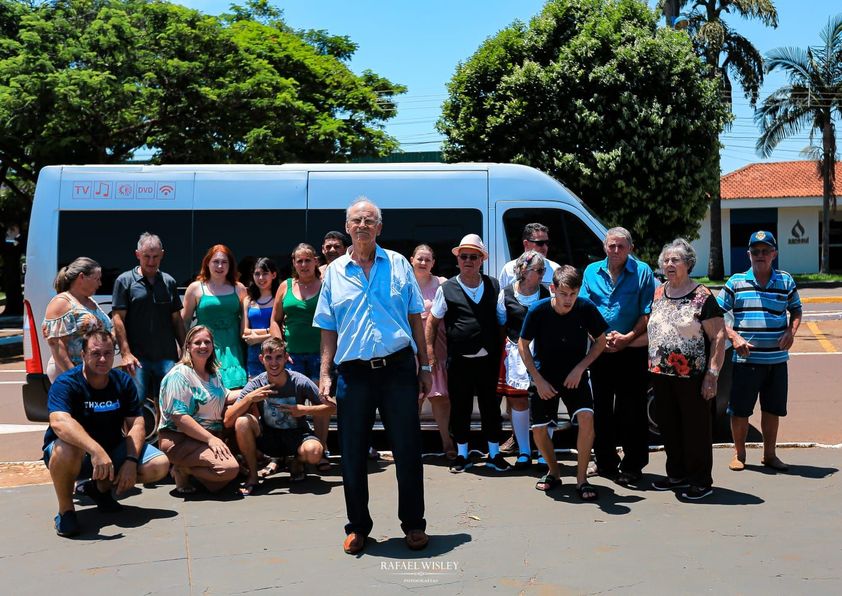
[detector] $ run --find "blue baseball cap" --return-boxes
[748,230,777,248]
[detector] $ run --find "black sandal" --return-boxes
[535,474,560,491]
[576,482,599,501]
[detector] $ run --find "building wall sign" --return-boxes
[788,219,809,245]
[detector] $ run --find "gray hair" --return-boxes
[605,226,633,247]
[658,238,697,271]
[137,232,163,251]
[53,257,100,293]
[346,196,382,223]
[513,250,546,282]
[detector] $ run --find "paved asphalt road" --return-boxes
[0,448,839,594]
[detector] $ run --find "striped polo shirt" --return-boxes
[717,269,802,364]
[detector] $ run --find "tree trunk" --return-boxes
[821,122,833,274]
[708,185,725,280]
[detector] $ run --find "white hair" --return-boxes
[346,196,382,223]
[137,232,163,251]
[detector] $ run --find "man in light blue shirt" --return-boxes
[717,231,801,473]
[580,227,655,487]
[314,198,432,555]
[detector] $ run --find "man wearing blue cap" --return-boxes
[717,231,802,472]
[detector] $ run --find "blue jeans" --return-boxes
[336,348,425,536]
[287,353,321,381]
[133,359,176,401]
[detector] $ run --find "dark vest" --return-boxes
[442,275,500,357]
[503,284,550,342]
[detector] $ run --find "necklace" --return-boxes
[459,275,482,300]
[256,295,273,306]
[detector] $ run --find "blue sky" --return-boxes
[178,1,841,174]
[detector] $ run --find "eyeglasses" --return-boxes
[347,217,379,227]
[527,239,549,247]
[458,254,480,261]
[749,248,774,257]
[528,267,546,274]
[662,257,683,265]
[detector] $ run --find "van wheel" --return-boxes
[142,397,159,444]
[647,385,660,437]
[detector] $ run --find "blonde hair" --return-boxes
[179,325,219,375]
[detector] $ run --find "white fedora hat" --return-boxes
[451,233,488,258]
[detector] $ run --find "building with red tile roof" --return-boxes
[689,161,839,276]
[721,161,841,200]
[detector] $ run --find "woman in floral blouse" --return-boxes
[158,325,241,493]
[647,239,726,500]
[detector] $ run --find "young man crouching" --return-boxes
[224,338,335,495]
[518,265,607,500]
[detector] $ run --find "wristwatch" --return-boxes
[420,364,433,373]
[707,367,720,377]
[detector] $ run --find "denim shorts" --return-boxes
[287,353,321,381]
[728,361,788,417]
[43,440,164,479]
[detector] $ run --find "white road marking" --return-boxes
[0,381,24,385]
[0,424,47,435]
[791,352,842,356]
[0,370,25,373]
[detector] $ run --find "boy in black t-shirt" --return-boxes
[519,265,608,500]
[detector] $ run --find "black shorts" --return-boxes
[728,362,788,417]
[257,427,319,458]
[529,382,594,428]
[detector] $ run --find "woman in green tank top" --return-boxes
[269,243,330,470]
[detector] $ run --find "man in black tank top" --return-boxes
[425,234,510,474]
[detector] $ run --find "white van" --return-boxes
[22,162,607,423]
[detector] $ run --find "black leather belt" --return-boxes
[342,346,414,370]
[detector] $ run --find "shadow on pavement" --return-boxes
[360,532,472,559]
[670,486,764,506]
[745,463,838,479]
[547,483,644,515]
[71,505,178,541]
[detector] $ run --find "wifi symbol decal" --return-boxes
[157,183,176,200]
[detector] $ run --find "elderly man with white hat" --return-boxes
[426,234,509,473]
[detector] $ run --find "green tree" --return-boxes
[660,0,778,279]
[438,0,727,261]
[756,14,842,273]
[0,0,403,201]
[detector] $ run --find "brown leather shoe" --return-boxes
[343,532,368,555]
[405,529,429,551]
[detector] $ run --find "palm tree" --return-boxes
[756,15,842,274]
[660,1,778,279]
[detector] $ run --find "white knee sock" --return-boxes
[511,408,531,456]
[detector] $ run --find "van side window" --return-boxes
[502,208,602,270]
[193,210,306,281]
[307,208,482,278]
[58,211,194,297]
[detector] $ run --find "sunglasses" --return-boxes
[458,254,481,261]
[749,248,774,256]
[527,239,549,247]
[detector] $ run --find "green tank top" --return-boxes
[282,278,321,354]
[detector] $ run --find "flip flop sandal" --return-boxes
[258,459,282,478]
[535,474,560,491]
[239,482,260,496]
[577,483,599,501]
[761,457,789,471]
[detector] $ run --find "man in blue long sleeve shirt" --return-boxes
[580,227,655,486]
